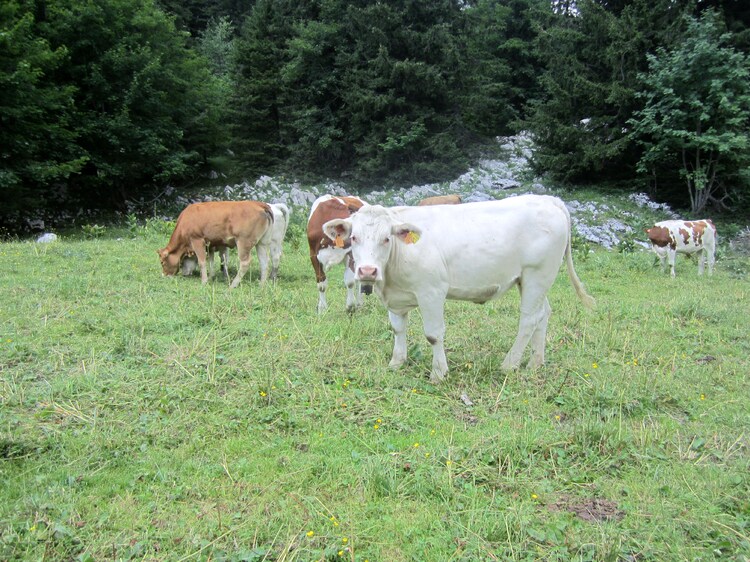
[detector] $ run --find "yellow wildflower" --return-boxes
[306,531,314,538]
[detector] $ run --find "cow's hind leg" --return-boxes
[255,242,271,285]
[230,241,253,288]
[388,310,409,370]
[697,248,705,275]
[418,296,448,383]
[528,297,552,369]
[502,282,549,371]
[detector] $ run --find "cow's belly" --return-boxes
[675,242,702,254]
[448,285,505,304]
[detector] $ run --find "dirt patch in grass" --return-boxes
[548,494,625,523]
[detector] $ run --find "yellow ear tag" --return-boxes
[334,235,344,248]
[405,231,420,244]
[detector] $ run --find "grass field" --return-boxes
[1,220,749,561]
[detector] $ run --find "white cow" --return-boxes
[258,203,291,281]
[645,219,716,277]
[180,203,290,283]
[323,195,594,382]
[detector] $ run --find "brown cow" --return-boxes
[158,201,273,288]
[307,194,366,313]
[417,194,462,206]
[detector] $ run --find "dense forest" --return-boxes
[2,0,750,230]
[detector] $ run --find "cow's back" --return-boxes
[176,201,272,244]
[388,196,569,275]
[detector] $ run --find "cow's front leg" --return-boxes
[219,247,229,279]
[388,310,408,369]
[344,265,359,313]
[190,238,209,284]
[668,248,677,278]
[418,298,448,383]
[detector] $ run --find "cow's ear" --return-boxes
[322,219,352,245]
[393,223,422,244]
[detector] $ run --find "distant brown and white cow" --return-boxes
[307,194,366,313]
[417,194,462,206]
[323,195,594,382]
[181,203,290,282]
[158,201,273,288]
[645,219,716,277]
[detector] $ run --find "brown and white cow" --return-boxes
[417,194,462,206]
[307,194,366,313]
[158,201,273,288]
[645,219,716,277]
[323,195,594,382]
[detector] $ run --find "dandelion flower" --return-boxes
[338,551,344,557]
[259,391,267,397]
[592,362,598,369]
[306,530,314,538]
[531,493,539,500]
[373,424,380,430]
[342,537,348,544]
[700,393,706,400]
[413,442,420,448]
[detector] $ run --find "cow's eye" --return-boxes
[383,237,391,245]
[350,235,358,243]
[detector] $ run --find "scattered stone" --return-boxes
[459,393,474,407]
[36,233,58,243]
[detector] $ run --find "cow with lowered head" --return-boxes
[645,219,716,277]
[158,200,273,288]
[322,195,594,383]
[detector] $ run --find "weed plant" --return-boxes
[1,223,749,561]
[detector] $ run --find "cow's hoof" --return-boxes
[388,358,406,369]
[429,373,446,384]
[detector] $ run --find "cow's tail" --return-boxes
[557,198,595,309]
[261,202,274,227]
[275,203,290,228]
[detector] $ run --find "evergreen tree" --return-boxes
[0,1,86,214]
[36,0,223,208]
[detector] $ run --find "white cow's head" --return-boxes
[322,205,422,284]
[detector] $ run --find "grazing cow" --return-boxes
[307,194,366,313]
[645,219,716,277]
[417,194,462,206]
[322,195,594,382]
[181,204,290,281]
[158,201,273,288]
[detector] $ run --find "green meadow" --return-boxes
[1,220,749,561]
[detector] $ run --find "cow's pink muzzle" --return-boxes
[357,265,378,282]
